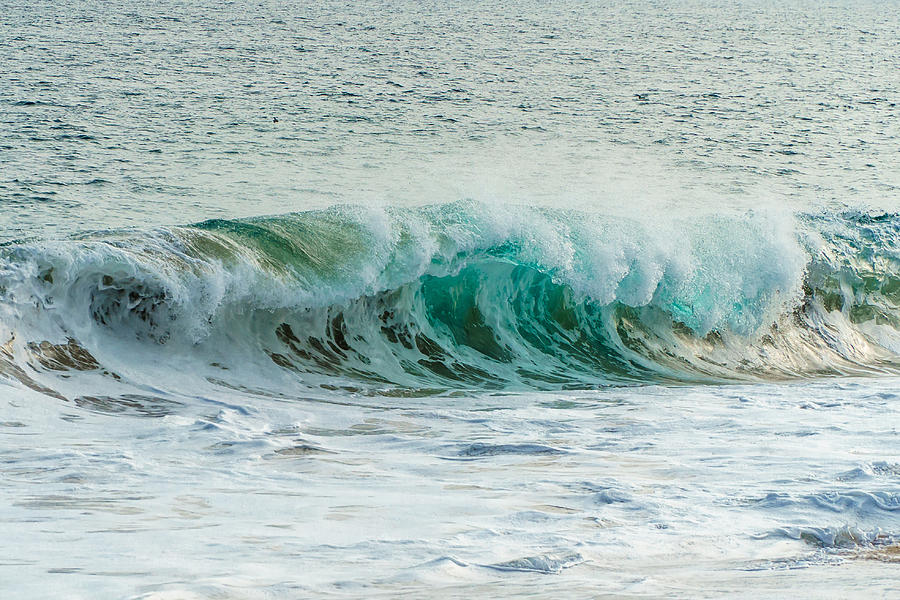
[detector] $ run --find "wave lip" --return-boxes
[2,202,900,393]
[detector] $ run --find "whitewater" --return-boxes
[2,1,899,598]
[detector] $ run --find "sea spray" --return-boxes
[2,202,899,395]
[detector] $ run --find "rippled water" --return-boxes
[2,1,900,598]
[4,0,899,240]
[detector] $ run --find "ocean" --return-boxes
[2,1,899,597]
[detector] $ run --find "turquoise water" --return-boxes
[2,1,900,598]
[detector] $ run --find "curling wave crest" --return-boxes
[2,201,900,394]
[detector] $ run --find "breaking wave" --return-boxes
[2,201,900,396]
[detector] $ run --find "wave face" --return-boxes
[2,201,900,394]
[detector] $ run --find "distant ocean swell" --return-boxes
[1,201,899,395]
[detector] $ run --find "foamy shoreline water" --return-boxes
[3,373,899,598]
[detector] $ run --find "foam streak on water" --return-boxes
[2,0,900,598]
